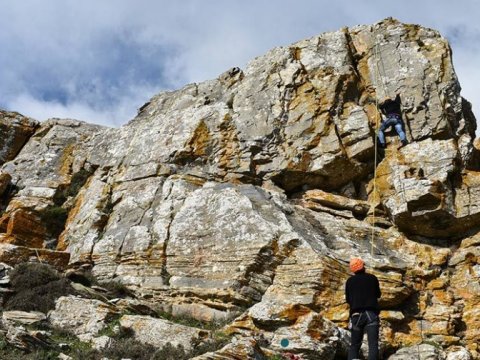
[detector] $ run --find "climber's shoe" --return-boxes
[398,139,408,149]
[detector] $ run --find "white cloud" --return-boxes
[8,86,156,128]
[0,0,478,135]
[8,95,116,127]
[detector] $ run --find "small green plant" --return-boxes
[190,330,231,356]
[53,168,92,206]
[38,168,93,239]
[268,355,285,360]
[66,169,92,198]
[41,326,99,359]
[422,340,442,349]
[102,198,115,216]
[23,349,62,360]
[0,334,8,350]
[97,316,122,338]
[39,205,68,238]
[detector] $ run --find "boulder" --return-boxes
[190,336,266,360]
[445,346,472,360]
[2,324,52,352]
[0,110,38,165]
[2,311,46,325]
[388,344,445,360]
[119,314,210,352]
[47,296,118,342]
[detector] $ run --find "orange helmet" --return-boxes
[349,257,365,273]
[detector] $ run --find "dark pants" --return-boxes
[348,311,379,360]
[377,114,407,146]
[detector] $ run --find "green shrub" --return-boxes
[149,343,189,360]
[0,334,8,350]
[0,332,58,360]
[102,337,161,360]
[0,324,101,359]
[80,269,133,299]
[9,262,60,289]
[19,349,60,360]
[4,262,76,313]
[422,340,442,349]
[66,169,92,198]
[100,280,134,298]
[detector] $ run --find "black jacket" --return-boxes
[379,94,401,116]
[345,271,381,316]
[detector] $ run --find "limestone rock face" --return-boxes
[1,18,480,359]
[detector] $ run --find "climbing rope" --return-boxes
[370,37,381,257]
[374,34,390,99]
[370,33,390,256]
[34,248,43,264]
[371,34,426,357]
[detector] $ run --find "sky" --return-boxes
[1,0,479,133]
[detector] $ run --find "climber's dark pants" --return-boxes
[377,114,406,146]
[348,310,379,360]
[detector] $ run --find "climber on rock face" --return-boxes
[377,94,408,148]
[345,257,381,360]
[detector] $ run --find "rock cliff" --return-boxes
[0,18,479,359]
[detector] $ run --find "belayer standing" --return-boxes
[377,94,408,148]
[345,258,381,360]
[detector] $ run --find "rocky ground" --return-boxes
[0,18,479,359]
